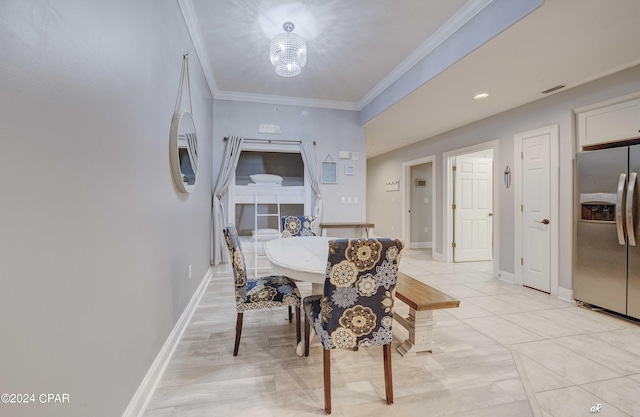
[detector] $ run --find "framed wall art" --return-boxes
[321,160,337,184]
[345,165,355,176]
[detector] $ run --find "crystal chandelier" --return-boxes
[269,22,307,77]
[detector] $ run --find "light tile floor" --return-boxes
[143,249,640,417]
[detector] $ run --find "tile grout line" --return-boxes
[511,349,543,417]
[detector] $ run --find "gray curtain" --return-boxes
[300,140,322,220]
[211,136,244,264]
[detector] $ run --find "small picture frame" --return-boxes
[415,178,426,188]
[321,161,337,183]
[345,165,355,176]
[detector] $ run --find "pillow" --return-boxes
[250,174,283,184]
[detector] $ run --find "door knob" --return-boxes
[536,219,550,225]
[488,213,493,216]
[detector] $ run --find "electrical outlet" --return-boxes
[353,196,358,204]
[424,227,428,233]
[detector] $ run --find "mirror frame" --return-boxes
[170,110,198,193]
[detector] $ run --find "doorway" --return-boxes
[402,156,436,254]
[444,141,498,265]
[410,163,433,249]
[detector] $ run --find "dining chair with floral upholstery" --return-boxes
[303,237,404,414]
[281,215,318,237]
[223,223,302,356]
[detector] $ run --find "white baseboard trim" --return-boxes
[557,286,574,303]
[410,242,432,249]
[122,267,213,417]
[496,270,516,284]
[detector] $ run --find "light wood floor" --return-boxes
[143,249,640,417]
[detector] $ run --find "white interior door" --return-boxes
[453,156,493,262]
[522,134,551,292]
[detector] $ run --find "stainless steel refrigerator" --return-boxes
[575,145,640,320]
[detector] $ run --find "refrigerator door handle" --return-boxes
[627,172,637,246]
[617,173,627,245]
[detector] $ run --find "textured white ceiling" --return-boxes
[182,0,640,157]
[190,0,469,104]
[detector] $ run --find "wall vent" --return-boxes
[541,85,565,94]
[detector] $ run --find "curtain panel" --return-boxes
[211,136,244,264]
[301,140,322,220]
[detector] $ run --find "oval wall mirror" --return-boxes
[170,111,198,193]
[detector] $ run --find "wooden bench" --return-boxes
[394,272,460,356]
[319,222,374,238]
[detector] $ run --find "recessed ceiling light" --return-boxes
[474,92,489,100]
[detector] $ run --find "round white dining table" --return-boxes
[264,236,332,288]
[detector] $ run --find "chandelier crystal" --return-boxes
[269,22,307,77]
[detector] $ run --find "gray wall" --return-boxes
[0,1,213,416]
[367,64,640,291]
[212,100,367,223]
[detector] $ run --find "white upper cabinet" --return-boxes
[577,94,640,149]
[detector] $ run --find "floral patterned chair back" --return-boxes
[312,237,404,350]
[281,215,318,238]
[223,223,249,301]
[223,223,302,356]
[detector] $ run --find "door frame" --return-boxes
[402,155,436,253]
[444,140,499,273]
[514,125,559,296]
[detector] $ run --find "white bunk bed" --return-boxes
[234,185,306,275]
[234,184,306,205]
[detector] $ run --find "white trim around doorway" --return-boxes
[402,156,436,256]
[443,140,500,277]
[514,124,559,296]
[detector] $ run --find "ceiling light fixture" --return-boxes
[270,22,307,77]
[474,92,490,100]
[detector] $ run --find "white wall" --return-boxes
[212,100,367,223]
[367,64,640,291]
[0,1,213,416]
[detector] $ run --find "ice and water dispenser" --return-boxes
[580,193,617,222]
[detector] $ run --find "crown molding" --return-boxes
[178,0,492,112]
[356,0,493,110]
[177,0,218,98]
[214,90,360,111]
